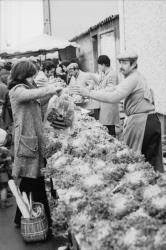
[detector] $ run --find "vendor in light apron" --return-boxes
[97,55,119,137]
[72,50,163,172]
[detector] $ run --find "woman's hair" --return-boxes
[8,60,37,90]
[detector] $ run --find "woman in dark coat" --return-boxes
[8,60,62,228]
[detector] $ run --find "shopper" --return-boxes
[0,62,12,86]
[0,82,8,129]
[8,60,62,227]
[68,62,100,119]
[72,51,163,172]
[0,128,13,208]
[35,60,55,87]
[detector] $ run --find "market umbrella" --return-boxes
[0,34,79,59]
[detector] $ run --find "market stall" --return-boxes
[42,101,166,250]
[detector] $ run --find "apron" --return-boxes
[121,70,163,172]
[123,71,155,152]
[123,113,148,152]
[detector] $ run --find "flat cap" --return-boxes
[117,50,138,60]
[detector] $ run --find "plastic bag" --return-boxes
[45,93,75,130]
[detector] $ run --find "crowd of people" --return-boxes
[0,51,164,239]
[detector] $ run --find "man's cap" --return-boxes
[117,50,138,61]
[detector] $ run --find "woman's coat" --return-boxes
[9,83,46,178]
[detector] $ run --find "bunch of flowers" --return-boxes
[46,93,75,129]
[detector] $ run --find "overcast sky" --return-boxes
[0,0,43,50]
[1,0,119,50]
[50,0,118,40]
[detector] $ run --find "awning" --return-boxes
[0,34,79,59]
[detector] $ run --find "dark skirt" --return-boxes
[14,176,51,227]
[142,113,164,172]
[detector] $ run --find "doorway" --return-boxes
[100,31,116,71]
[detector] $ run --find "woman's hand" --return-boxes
[70,85,90,97]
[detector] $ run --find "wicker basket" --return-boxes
[21,202,48,242]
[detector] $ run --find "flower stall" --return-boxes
[43,104,166,250]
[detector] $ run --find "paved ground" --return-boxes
[0,197,67,250]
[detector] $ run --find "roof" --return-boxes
[70,15,119,42]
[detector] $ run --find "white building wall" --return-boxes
[118,0,166,115]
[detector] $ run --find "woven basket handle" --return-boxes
[29,193,32,217]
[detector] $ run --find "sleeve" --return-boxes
[88,73,99,85]
[34,71,48,87]
[90,74,138,103]
[40,95,52,106]
[10,85,54,103]
[35,79,48,88]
